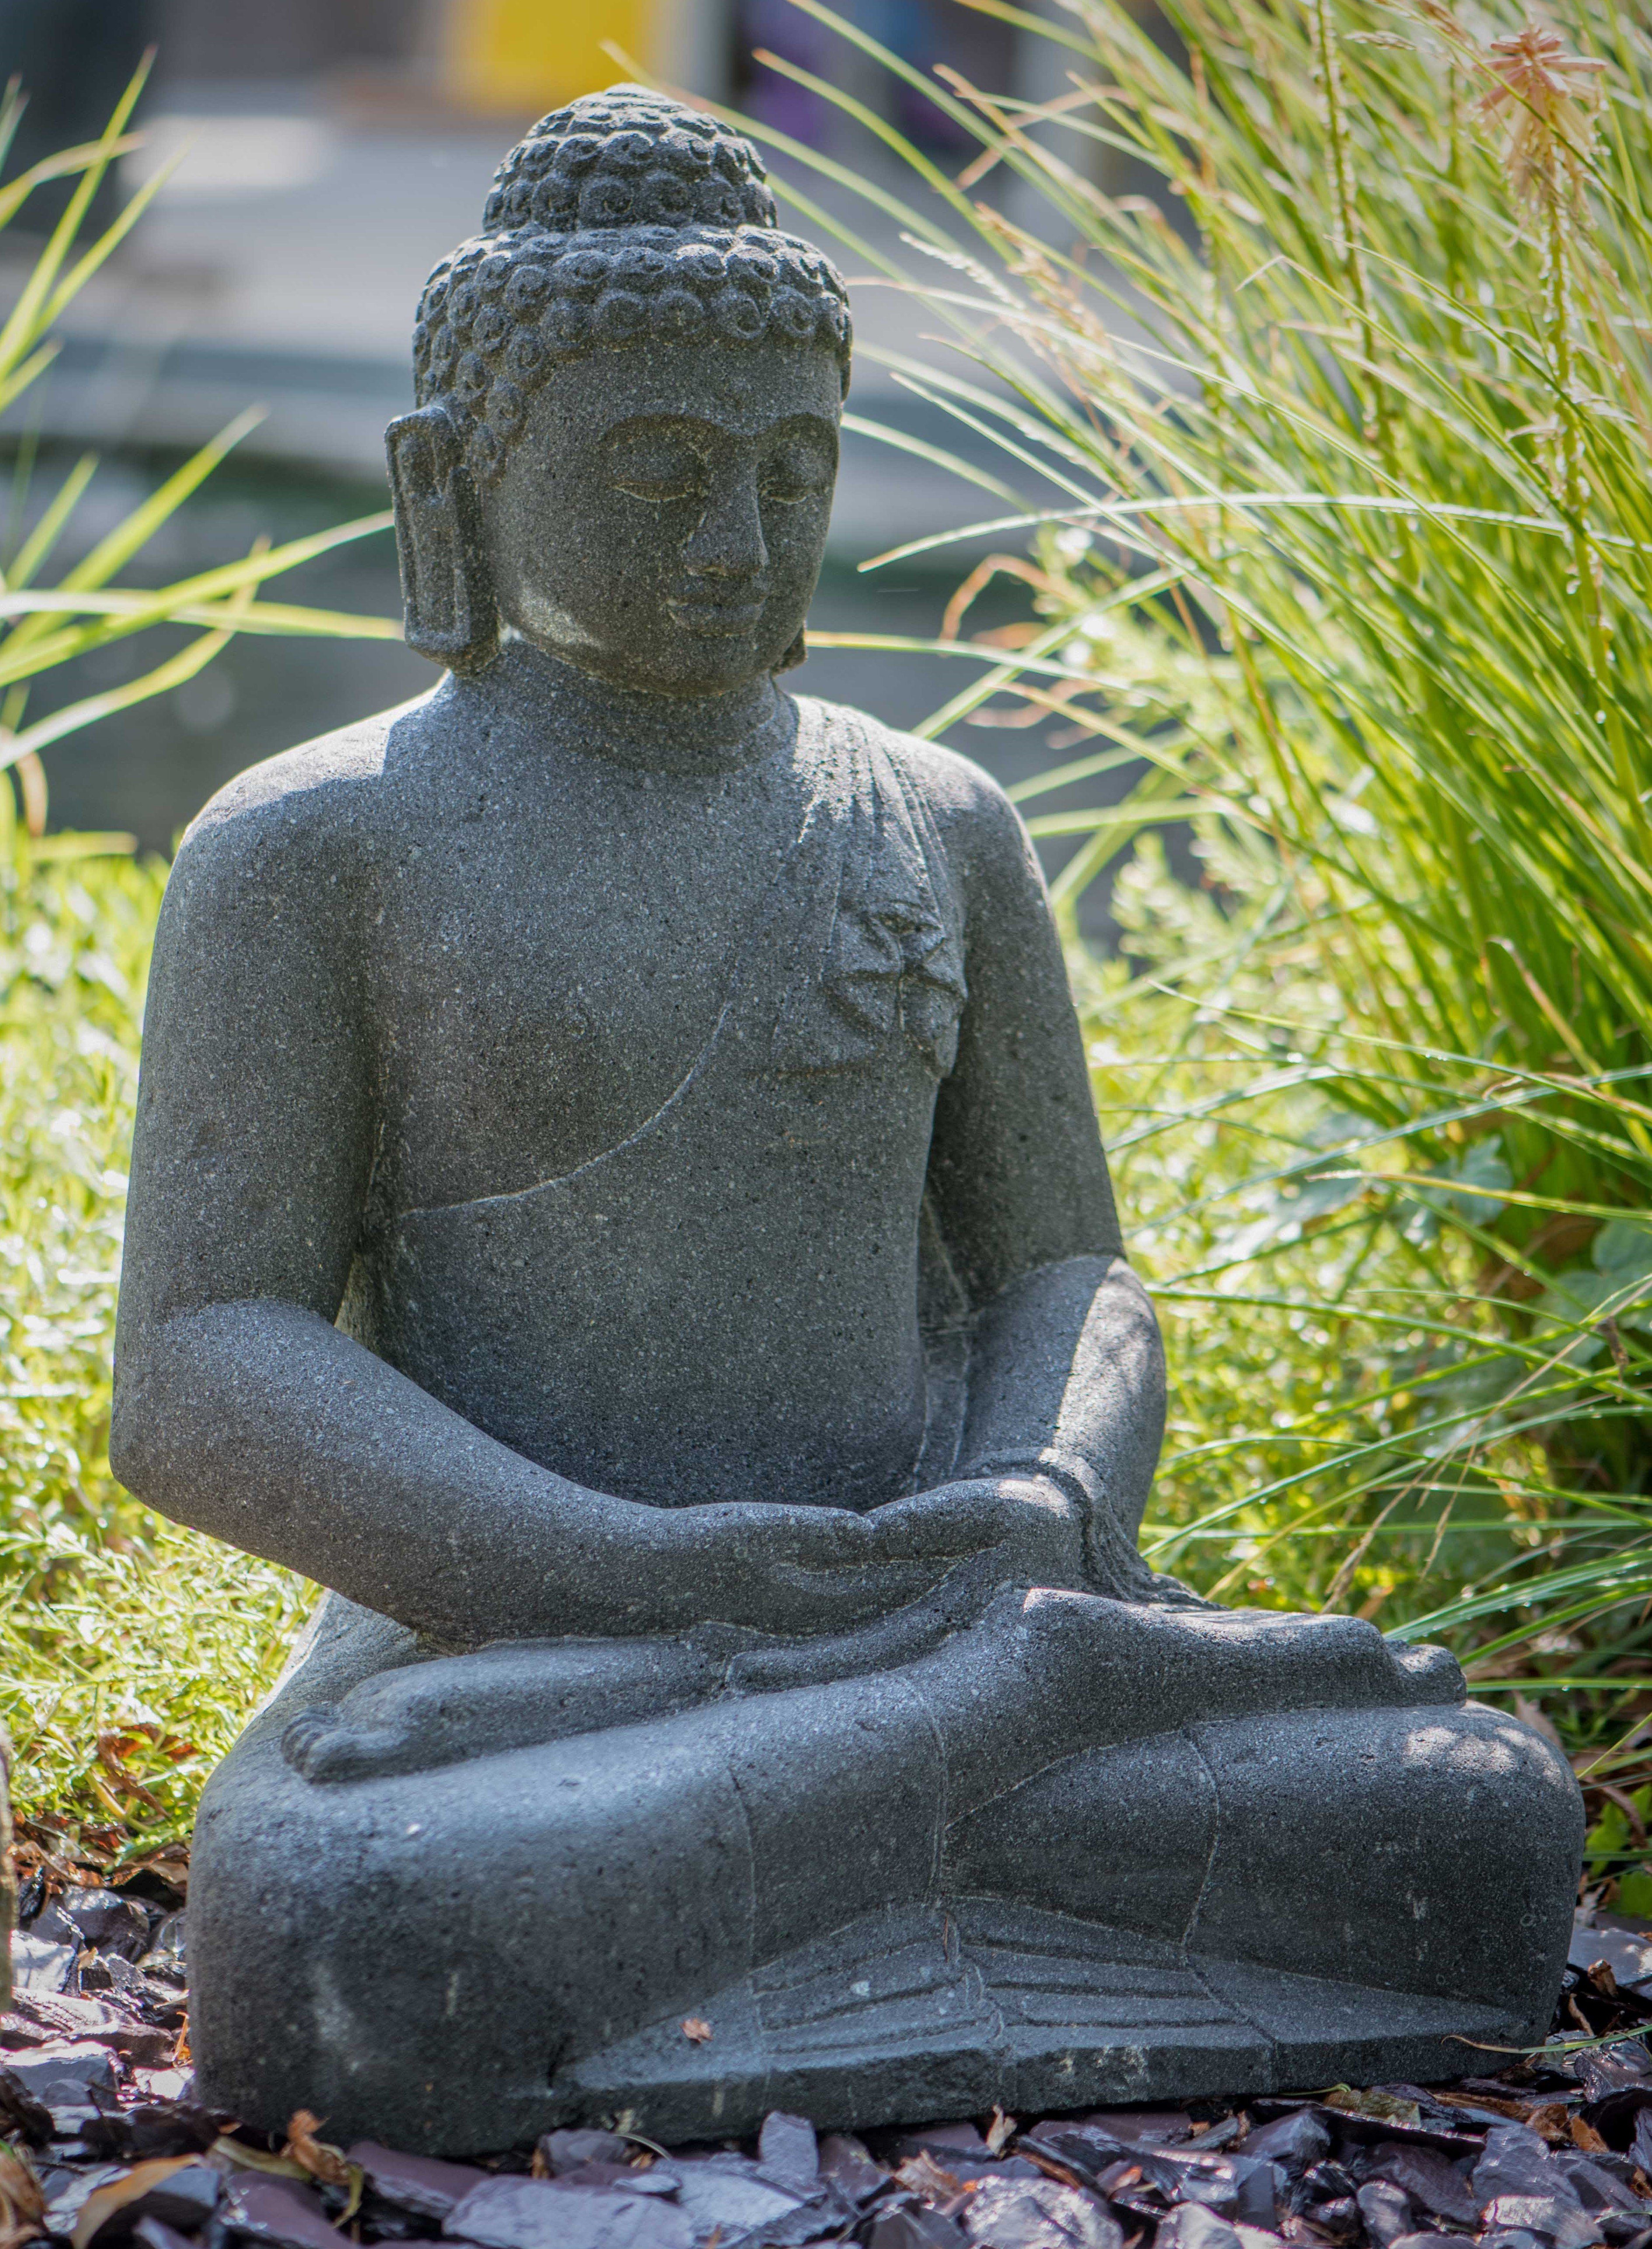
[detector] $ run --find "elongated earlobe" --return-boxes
[775,627,807,673]
[386,405,499,673]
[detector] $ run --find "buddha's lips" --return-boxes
[667,591,768,635]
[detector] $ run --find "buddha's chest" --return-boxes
[362,771,818,1208]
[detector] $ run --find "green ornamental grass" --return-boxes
[0,813,309,1862]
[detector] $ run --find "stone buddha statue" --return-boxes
[112,88,1580,2157]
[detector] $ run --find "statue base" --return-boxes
[189,1595,1576,2156]
[559,1896,1532,2140]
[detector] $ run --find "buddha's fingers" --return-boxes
[865,1474,1090,1591]
[725,1558,1003,1697]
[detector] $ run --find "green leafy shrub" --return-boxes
[0,65,398,833]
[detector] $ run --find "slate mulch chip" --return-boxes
[7,1876,1652,2249]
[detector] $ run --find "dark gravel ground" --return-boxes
[7,1860,1652,2249]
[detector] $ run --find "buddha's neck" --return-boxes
[473,641,786,777]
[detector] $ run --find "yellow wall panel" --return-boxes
[443,0,659,116]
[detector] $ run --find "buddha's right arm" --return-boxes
[108,777,937,1645]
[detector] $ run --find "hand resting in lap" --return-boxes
[283,1473,1082,1782]
[281,1476,1460,1784]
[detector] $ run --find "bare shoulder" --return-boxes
[168,690,442,919]
[179,690,439,865]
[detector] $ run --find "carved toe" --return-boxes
[1390,1637,1468,1703]
[281,1704,412,1784]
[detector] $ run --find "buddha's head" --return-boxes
[388,86,852,699]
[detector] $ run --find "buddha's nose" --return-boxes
[684,472,769,584]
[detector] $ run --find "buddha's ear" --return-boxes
[386,405,499,672]
[775,627,808,673]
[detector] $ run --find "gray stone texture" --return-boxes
[110,86,1583,2152]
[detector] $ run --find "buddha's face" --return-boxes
[478,338,841,699]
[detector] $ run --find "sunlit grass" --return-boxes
[0,62,397,836]
[0,819,310,1853]
[0,70,389,1853]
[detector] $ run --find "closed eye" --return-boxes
[760,435,834,502]
[612,466,706,503]
[606,429,708,503]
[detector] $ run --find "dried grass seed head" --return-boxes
[1478,21,1606,211]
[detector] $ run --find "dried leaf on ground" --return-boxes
[986,2108,1018,2156]
[69,2156,197,2249]
[1322,2087,1423,2126]
[897,2154,967,2199]
[283,2112,351,2190]
[0,2145,44,2249]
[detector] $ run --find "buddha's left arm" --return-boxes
[921,764,1168,1580]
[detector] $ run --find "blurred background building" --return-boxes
[0,0,1130,911]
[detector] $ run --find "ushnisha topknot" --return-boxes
[413,85,853,486]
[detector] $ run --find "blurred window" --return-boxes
[733,0,1014,152]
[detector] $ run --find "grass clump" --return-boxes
[0,66,399,840]
[0,817,308,1858]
